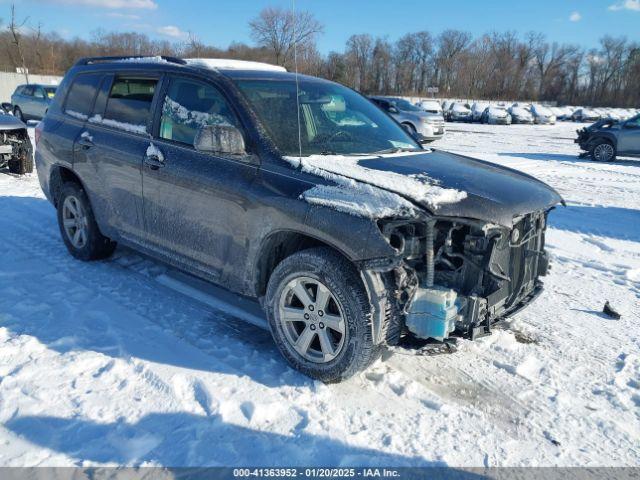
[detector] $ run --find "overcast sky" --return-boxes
[14,0,640,51]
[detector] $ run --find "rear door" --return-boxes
[141,74,258,281]
[74,73,160,242]
[20,85,35,118]
[617,116,640,155]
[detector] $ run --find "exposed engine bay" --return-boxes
[0,127,33,175]
[373,210,551,345]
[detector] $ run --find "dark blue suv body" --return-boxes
[36,56,561,381]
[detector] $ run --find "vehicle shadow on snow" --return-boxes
[0,196,308,389]
[4,413,462,468]
[548,204,640,242]
[498,152,639,166]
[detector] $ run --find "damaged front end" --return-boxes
[0,127,33,173]
[364,211,551,347]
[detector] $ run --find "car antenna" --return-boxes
[292,0,303,161]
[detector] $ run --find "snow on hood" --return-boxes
[283,152,467,219]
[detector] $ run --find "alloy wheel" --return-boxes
[593,143,614,161]
[62,195,88,249]
[277,276,346,363]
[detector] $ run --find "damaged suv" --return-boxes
[36,56,562,382]
[576,114,640,161]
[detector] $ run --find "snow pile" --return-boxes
[89,115,147,136]
[185,58,286,72]
[284,153,466,219]
[0,123,639,467]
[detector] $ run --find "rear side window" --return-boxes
[64,73,103,120]
[22,86,34,97]
[101,77,158,133]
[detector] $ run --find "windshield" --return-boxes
[235,79,421,156]
[392,98,422,112]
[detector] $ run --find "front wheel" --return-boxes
[57,182,116,261]
[265,247,381,382]
[590,141,616,162]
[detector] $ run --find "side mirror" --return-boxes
[388,106,399,114]
[194,124,246,156]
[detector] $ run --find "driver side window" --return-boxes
[159,78,238,147]
[626,115,640,128]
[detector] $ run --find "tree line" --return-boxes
[1,5,638,107]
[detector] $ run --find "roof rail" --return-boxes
[74,55,187,67]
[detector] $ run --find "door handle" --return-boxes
[77,132,94,149]
[144,154,165,170]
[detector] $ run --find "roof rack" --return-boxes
[74,55,187,67]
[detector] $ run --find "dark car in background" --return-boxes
[35,56,561,382]
[576,114,640,161]
[11,83,57,121]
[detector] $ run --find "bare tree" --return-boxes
[249,7,323,68]
[345,34,373,92]
[7,4,30,82]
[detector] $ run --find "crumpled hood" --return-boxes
[353,150,563,227]
[0,114,27,131]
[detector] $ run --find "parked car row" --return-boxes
[412,98,639,126]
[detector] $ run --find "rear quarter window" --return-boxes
[101,77,158,133]
[64,73,103,120]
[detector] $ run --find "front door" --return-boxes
[617,115,640,155]
[141,76,257,281]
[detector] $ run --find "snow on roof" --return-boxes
[119,56,175,64]
[185,58,287,72]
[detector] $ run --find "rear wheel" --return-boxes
[57,182,116,261]
[590,140,616,162]
[265,247,381,382]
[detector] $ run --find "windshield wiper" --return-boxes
[372,147,424,155]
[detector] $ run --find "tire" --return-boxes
[57,182,116,261]
[402,122,417,135]
[265,247,382,382]
[590,140,616,162]
[8,151,33,175]
[13,107,24,123]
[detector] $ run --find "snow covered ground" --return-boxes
[0,123,638,467]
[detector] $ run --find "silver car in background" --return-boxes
[471,102,490,122]
[370,96,445,143]
[480,106,512,125]
[11,84,57,122]
[447,102,472,122]
[531,104,556,124]
[508,106,534,124]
